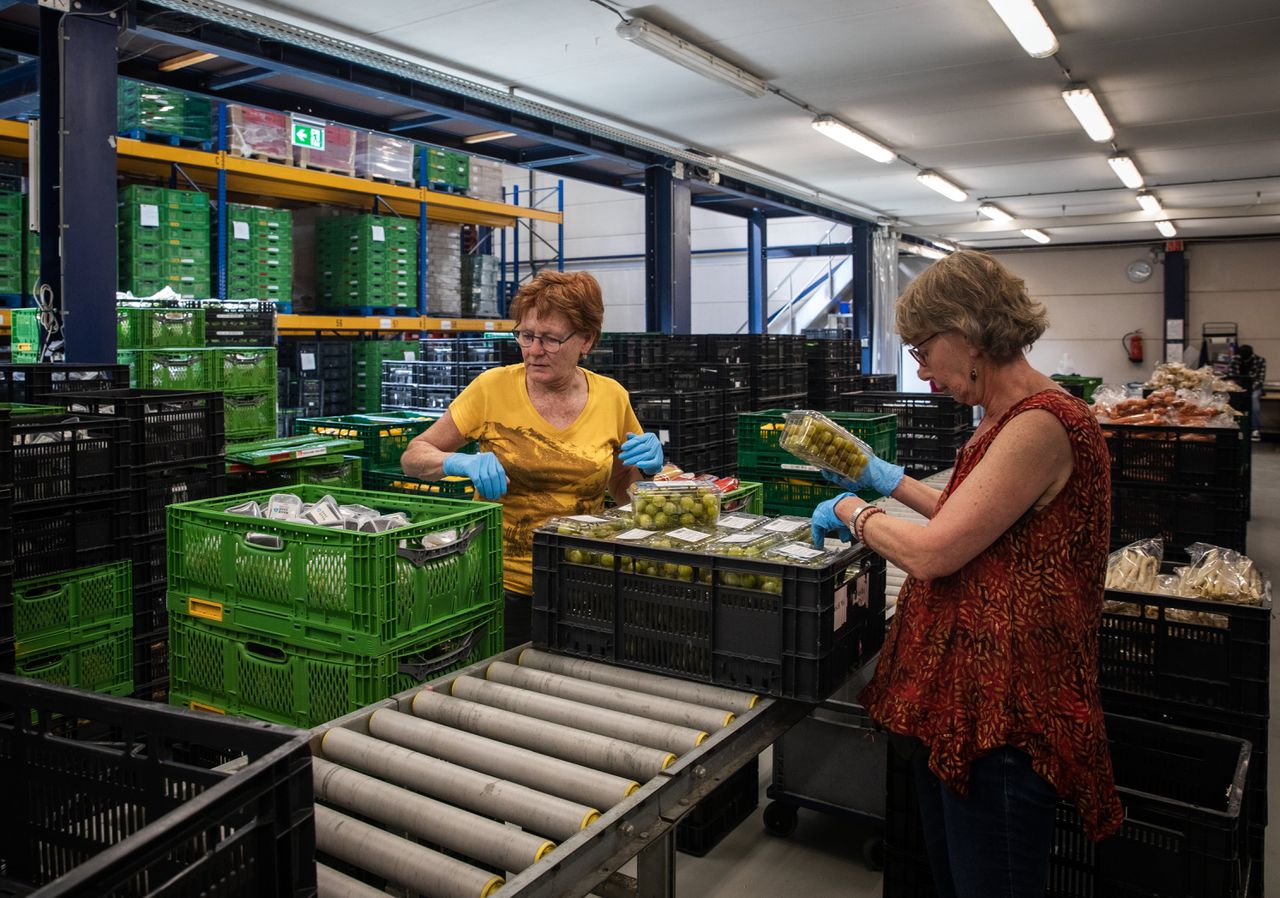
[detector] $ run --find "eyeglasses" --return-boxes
[512,329,577,353]
[907,332,941,366]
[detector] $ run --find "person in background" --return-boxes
[1229,344,1266,441]
[810,250,1122,897]
[401,270,664,648]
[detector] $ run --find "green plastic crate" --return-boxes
[0,402,63,416]
[226,455,363,493]
[126,348,215,390]
[117,306,206,349]
[721,481,763,516]
[1051,374,1104,403]
[736,410,897,474]
[10,308,39,362]
[744,475,880,516]
[224,434,364,466]
[215,347,277,391]
[294,412,442,467]
[16,627,133,694]
[166,485,503,654]
[363,464,475,500]
[14,562,132,655]
[224,389,276,439]
[168,609,500,728]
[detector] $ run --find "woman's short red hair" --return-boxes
[509,270,604,349]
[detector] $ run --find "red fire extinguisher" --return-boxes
[1122,330,1144,363]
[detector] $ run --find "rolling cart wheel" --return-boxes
[762,800,799,837]
[862,835,885,871]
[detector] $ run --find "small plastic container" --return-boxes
[779,409,876,482]
[715,511,770,532]
[703,530,780,558]
[547,512,630,540]
[639,526,720,551]
[628,480,721,530]
[756,515,813,542]
[764,540,849,568]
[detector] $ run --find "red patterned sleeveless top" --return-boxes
[860,389,1124,840]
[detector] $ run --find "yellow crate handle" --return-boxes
[188,597,224,622]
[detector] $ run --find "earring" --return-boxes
[970,366,978,382]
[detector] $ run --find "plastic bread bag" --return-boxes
[778,410,876,482]
[1104,538,1163,593]
[1180,542,1269,606]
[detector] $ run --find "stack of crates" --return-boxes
[117,79,212,143]
[23,194,38,296]
[0,407,11,673]
[225,204,292,302]
[839,392,974,479]
[224,434,364,493]
[202,299,278,347]
[425,222,463,316]
[8,308,39,364]
[281,337,353,417]
[736,409,897,516]
[166,485,504,727]
[424,147,471,191]
[748,335,808,410]
[633,388,725,477]
[382,337,501,413]
[118,185,211,299]
[57,388,227,700]
[353,339,418,413]
[315,213,417,311]
[805,335,860,409]
[460,254,500,318]
[0,190,23,295]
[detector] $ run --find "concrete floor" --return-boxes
[661,442,1280,897]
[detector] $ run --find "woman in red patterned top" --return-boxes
[811,251,1123,897]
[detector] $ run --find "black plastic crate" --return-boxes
[130,461,226,539]
[745,334,805,366]
[698,335,748,364]
[723,388,753,417]
[1111,485,1246,556]
[55,389,225,468]
[804,338,859,362]
[0,675,316,897]
[666,336,701,364]
[665,439,728,475]
[13,492,131,581]
[1104,424,1246,491]
[381,382,454,412]
[132,624,168,697]
[752,391,807,412]
[1101,574,1269,716]
[597,364,665,393]
[11,413,132,506]
[845,374,897,393]
[676,754,759,856]
[598,334,667,367]
[839,391,973,433]
[900,455,960,479]
[667,364,752,392]
[0,407,10,490]
[380,360,489,390]
[0,364,131,403]
[532,533,886,702]
[752,364,807,398]
[0,561,12,674]
[133,574,167,635]
[0,487,10,569]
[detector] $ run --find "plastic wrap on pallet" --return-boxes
[426,221,462,316]
[294,122,357,174]
[227,105,291,160]
[468,157,505,202]
[354,132,416,184]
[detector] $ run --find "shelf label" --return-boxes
[232,221,250,241]
[371,225,385,242]
[440,320,453,329]
[484,321,495,330]
[380,318,392,329]
[292,120,326,150]
[139,204,159,228]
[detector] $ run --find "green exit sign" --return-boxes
[292,120,325,151]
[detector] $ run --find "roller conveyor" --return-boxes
[309,647,812,898]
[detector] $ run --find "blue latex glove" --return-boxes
[619,432,665,475]
[811,493,855,547]
[443,451,508,500]
[820,455,905,498]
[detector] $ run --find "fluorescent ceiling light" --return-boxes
[1136,191,1163,214]
[1107,154,1144,189]
[616,17,767,98]
[1021,228,1051,244]
[1155,220,1177,238]
[158,50,217,72]
[928,239,957,253]
[978,203,1013,222]
[1061,85,1114,142]
[916,170,968,203]
[811,116,895,163]
[463,130,517,144]
[901,242,945,260]
[985,0,1059,58]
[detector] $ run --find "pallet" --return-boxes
[240,152,293,167]
[119,128,215,151]
[327,305,418,317]
[426,182,469,196]
[365,175,417,188]
[295,161,356,177]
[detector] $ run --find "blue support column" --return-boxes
[512,183,521,292]
[850,224,874,373]
[556,179,564,272]
[215,102,228,299]
[417,147,428,314]
[643,165,691,335]
[56,1,119,362]
[36,5,60,345]
[746,208,766,334]
[1163,243,1187,364]
[499,185,508,314]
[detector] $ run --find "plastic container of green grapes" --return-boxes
[715,511,771,532]
[779,410,877,482]
[546,512,631,540]
[764,540,850,568]
[628,480,722,531]
[703,529,781,558]
[755,515,814,542]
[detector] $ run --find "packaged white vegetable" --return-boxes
[225,500,263,518]
[266,493,304,520]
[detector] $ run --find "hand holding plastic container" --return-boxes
[781,409,904,497]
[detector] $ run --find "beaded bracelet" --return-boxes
[845,502,876,537]
[854,505,885,543]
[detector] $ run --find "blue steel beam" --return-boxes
[520,151,597,169]
[644,165,691,335]
[850,224,873,373]
[746,208,765,334]
[0,60,37,123]
[389,113,450,132]
[208,66,273,90]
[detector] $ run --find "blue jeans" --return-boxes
[1251,387,1262,432]
[913,747,1059,898]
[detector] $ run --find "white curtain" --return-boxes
[870,227,900,376]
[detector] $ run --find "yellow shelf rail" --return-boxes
[277,314,514,333]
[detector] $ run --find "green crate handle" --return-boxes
[227,395,267,408]
[226,351,268,365]
[161,354,197,367]
[397,622,488,681]
[23,653,63,672]
[22,583,66,600]
[395,521,485,567]
[245,532,284,550]
[161,311,197,323]
[245,641,288,664]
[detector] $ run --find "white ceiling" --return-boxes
[230,0,1280,247]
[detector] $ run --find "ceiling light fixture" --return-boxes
[1136,191,1163,214]
[1155,220,1177,238]
[928,239,957,253]
[158,50,218,72]
[984,0,1059,58]
[901,242,945,260]
[1107,154,1144,189]
[463,130,517,144]
[1061,85,1114,142]
[811,115,896,163]
[616,17,767,98]
[916,170,969,202]
[978,203,1014,222]
[1021,228,1051,244]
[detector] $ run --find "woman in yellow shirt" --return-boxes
[401,270,663,648]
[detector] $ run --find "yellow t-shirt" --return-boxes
[449,363,642,595]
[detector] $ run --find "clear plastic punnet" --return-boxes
[763,540,848,568]
[779,409,878,482]
[628,480,722,530]
[703,529,780,558]
[546,512,630,540]
[757,515,814,542]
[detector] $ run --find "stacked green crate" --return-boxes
[353,340,418,412]
[226,203,293,301]
[117,79,212,142]
[118,185,211,299]
[10,308,38,363]
[0,190,22,294]
[425,148,470,191]
[23,195,38,295]
[165,485,503,726]
[315,213,417,309]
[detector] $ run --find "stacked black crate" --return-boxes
[202,299,278,347]
[840,392,973,479]
[382,337,501,413]
[805,335,860,410]
[0,408,11,674]
[698,336,752,474]
[747,334,807,411]
[632,388,724,476]
[582,334,667,393]
[57,389,226,701]
[281,338,354,416]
